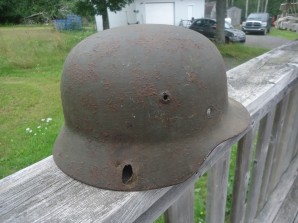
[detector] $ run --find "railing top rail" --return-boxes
[0,41,297,223]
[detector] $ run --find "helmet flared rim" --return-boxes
[53,98,249,191]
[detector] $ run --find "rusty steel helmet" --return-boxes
[53,24,249,191]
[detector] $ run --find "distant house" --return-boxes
[204,2,242,26]
[95,0,205,31]
[227,6,242,26]
[205,1,216,19]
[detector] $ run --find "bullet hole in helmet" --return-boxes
[160,91,171,104]
[122,164,133,184]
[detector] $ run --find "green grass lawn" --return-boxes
[0,25,271,223]
[269,27,298,40]
[0,26,95,177]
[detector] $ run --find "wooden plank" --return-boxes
[227,41,298,114]
[253,154,298,223]
[272,177,298,223]
[266,94,291,196]
[206,151,231,223]
[0,42,297,223]
[244,110,276,223]
[282,88,298,171]
[295,136,298,157]
[164,185,194,223]
[258,97,290,211]
[230,127,258,223]
[134,132,246,223]
[277,88,298,179]
[0,156,172,223]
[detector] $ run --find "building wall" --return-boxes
[227,7,242,26]
[95,0,204,30]
[135,0,204,26]
[95,3,137,31]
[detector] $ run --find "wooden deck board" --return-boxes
[294,212,298,223]
[0,41,298,223]
[253,154,298,223]
[272,177,298,223]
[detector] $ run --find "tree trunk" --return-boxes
[102,6,110,30]
[260,0,264,12]
[216,0,226,44]
[245,0,249,18]
[257,0,260,12]
[264,0,268,12]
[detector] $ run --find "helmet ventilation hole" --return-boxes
[160,91,171,104]
[122,164,133,184]
[163,94,169,100]
[206,107,214,117]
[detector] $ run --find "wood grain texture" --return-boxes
[206,151,231,223]
[230,126,258,223]
[295,137,298,158]
[281,88,298,173]
[244,110,276,223]
[164,185,194,223]
[258,97,290,212]
[134,132,247,223]
[253,154,298,223]
[267,95,291,196]
[270,90,298,189]
[0,42,298,223]
[272,177,298,223]
[0,157,170,223]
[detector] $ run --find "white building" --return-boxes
[96,0,205,31]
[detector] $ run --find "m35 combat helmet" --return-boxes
[53,25,250,191]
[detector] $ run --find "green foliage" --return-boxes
[269,28,298,40]
[0,0,22,23]
[0,0,75,24]
[73,0,134,29]
[231,0,286,19]
[0,26,95,178]
[217,43,268,63]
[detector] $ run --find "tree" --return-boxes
[245,0,249,19]
[0,0,74,24]
[19,0,70,23]
[231,0,285,19]
[0,0,23,23]
[215,0,226,44]
[73,0,133,30]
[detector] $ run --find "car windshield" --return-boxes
[247,13,267,22]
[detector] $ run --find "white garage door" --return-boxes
[145,3,174,25]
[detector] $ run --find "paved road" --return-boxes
[224,34,293,70]
[244,34,292,49]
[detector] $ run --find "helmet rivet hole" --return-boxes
[206,107,213,117]
[122,164,133,184]
[160,91,171,104]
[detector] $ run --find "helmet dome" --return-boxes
[53,24,249,191]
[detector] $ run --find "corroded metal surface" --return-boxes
[53,24,250,191]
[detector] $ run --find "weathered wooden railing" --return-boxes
[1,41,297,223]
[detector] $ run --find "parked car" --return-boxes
[179,19,192,28]
[242,12,271,35]
[189,18,246,43]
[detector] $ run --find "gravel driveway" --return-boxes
[244,34,292,49]
[224,34,293,70]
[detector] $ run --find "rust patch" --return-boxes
[81,95,99,114]
[186,71,208,89]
